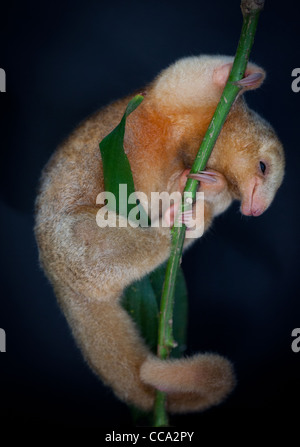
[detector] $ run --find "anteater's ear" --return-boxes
[213,62,266,91]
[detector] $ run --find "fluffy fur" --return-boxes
[34,55,284,413]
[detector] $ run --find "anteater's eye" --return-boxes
[260,161,266,174]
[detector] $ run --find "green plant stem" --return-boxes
[154,0,265,427]
[153,391,168,427]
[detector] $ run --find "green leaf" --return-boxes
[99,94,149,224]
[121,275,159,354]
[122,263,188,358]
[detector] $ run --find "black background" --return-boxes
[0,0,299,428]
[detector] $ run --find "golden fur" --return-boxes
[34,55,284,413]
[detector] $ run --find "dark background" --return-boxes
[0,0,299,428]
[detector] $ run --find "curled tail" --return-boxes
[141,353,235,413]
[59,286,235,413]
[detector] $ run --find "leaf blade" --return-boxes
[121,276,159,353]
[99,94,148,222]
